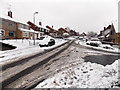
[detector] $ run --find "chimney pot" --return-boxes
[104,27,106,30]
[39,22,42,26]
[8,11,12,18]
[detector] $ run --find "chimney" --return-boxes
[104,27,106,30]
[52,25,53,28]
[39,22,42,26]
[8,11,12,18]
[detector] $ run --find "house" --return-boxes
[79,32,87,39]
[27,21,50,39]
[0,4,51,40]
[69,30,75,36]
[39,26,49,36]
[0,10,32,40]
[58,28,69,37]
[46,25,54,33]
[0,17,17,39]
[80,32,87,37]
[113,33,120,44]
[69,30,79,36]
[46,25,58,37]
[27,21,40,39]
[17,23,32,39]
[98,24,116,42]
[28,21,57,38]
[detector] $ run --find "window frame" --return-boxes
[0,29,5,38]
[22,31,29,37]
[8,31,16,37]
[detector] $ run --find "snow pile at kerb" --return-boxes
[36,59,119,88]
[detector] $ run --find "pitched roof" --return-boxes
[0,2,28,25]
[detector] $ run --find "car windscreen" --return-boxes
[39,37,45,40]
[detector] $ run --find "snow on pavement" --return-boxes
[36,59,119,88]
[0,38,67,63]
[75,40,120,53]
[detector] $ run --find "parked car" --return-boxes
[86,38,102,47]
[48,39,55,46]
[39,36,55,47]
[37,37,45,40]
[78,37,87,41]
[55,36,63,39]
[100,44,114,50]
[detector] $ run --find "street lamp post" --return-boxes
[33,12,38,45]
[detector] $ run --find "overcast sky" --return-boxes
[1,0,119,33]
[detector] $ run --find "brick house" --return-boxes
[17,23,31,39]
[98,24,116,42]
[113,33,120,44]
[58,28,69,37]
[98,24,120,44]
[27,21,49,39]
[46,25,58,37]
[0,17,17,39]
[0,11,32,39]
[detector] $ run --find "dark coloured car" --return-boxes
[55,36,63,39]
[48,39,55,46]
[37,37,45,40]
[39,38,55,47]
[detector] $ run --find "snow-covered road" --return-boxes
[0,38,67,64]
[35,43,120,88]
[1,38,119,89]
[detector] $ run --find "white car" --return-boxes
[38,35,55,47]
[86,38,102,47]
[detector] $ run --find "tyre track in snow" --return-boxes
[31,42,119,89]
[2,39,117,89]
[2,41,68,71]
[1,40,74,89]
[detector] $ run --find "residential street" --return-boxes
[0,0,119,89]
[1,40,119,89]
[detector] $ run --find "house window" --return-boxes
[40,28,43,32]
[9,22,15,27]
[9,31,16,37]
[62,31,64,33]
[30,33,33,39]
[19,24,29,30]
[25,26,29,30]
[42,28,44,32]
[39,28,42,32]
[23,31,29,37]
[30,33,33,37]
[44,29,46,32]
[2,19,5,24]
[9,23,13,26]
[47,30,49,33]
[18,24,24,28]
[0,29,5,38]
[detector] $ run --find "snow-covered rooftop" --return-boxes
[0,2,28,25]
[19,28,34,33]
